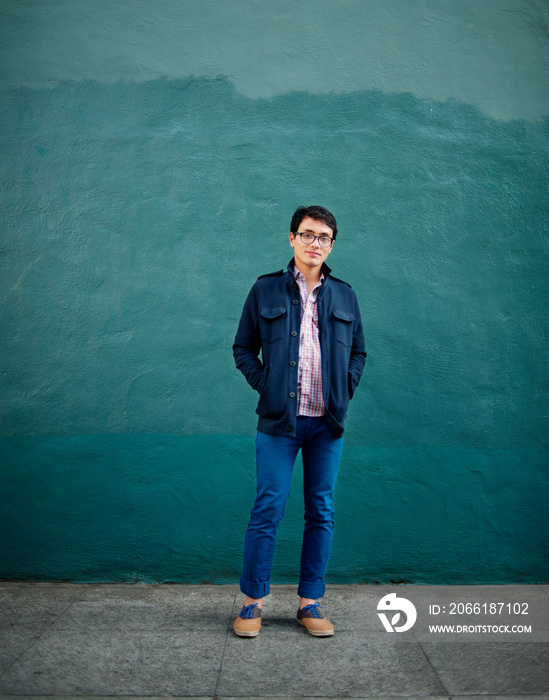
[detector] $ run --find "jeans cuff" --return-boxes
[240,576,270,598]
[297,580,326,599]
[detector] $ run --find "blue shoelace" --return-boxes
[301,602,323,618]
[239,603,259,619]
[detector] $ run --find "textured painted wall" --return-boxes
[1,1,548,583]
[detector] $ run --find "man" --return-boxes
[232,205,366,637]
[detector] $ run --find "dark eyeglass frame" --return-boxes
[293,231,334,248]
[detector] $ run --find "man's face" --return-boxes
[290,216,334,272]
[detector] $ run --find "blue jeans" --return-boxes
[240,416,344,600]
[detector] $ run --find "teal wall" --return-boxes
[1,1,548,583]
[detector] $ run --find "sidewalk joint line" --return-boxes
[417,639,451,696]
[213,588,238,698]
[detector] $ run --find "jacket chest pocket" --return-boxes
[332,309,355,347]
[260,307,286,343]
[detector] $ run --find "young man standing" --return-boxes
[232,205,366,636]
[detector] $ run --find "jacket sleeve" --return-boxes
[348,293,367,398]
[233,283,266,392]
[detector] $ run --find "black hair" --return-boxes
[290,205,338,240]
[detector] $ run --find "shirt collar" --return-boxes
[293,265,325,284]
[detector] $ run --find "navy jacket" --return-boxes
[233,259,366,437]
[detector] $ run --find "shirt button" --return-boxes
[291,331,297,337]
[289,392,295,398]
[290,361,296,367]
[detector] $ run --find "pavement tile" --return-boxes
[2,697,549,700]
[418,642,549,695]
[452,696,549,700]
[218,633,446,697]
[0,585,80,628]
[0,628,46,675]
[219,697,451,700]
[52,586,237,631]
[0,629,228,697]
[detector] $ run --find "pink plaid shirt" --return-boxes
[294,266,325,417]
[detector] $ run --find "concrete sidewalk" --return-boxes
[0,583,548,699]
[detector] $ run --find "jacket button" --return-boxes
[293,299,299,305]
[289,392,295,398]
[290,361,296,367]
[287,425,293,431]
[291,331,297,337]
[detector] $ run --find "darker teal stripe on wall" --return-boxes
[2,435,548,583]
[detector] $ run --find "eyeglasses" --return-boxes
[294,232,334,248]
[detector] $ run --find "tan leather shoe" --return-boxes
[233,603,262,637]
[296,602,334,636]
